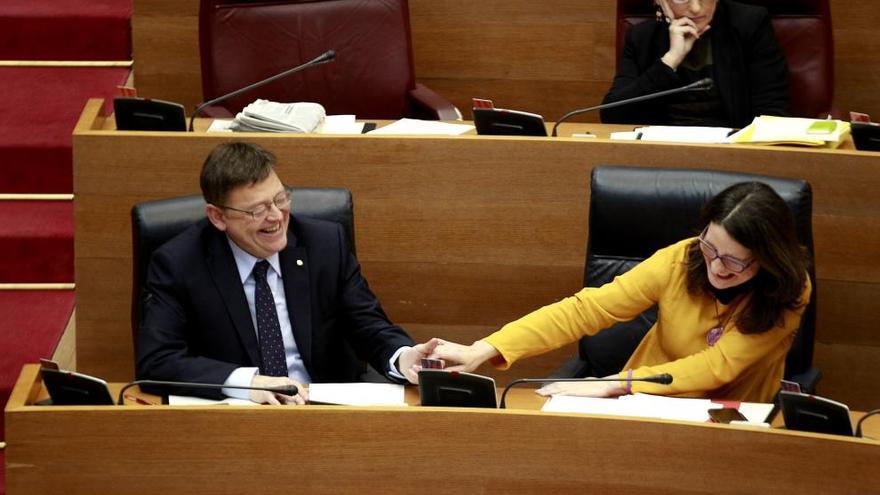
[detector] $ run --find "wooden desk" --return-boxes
[73,99,880,410]
[6,364,879,494]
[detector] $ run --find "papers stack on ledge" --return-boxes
[230,99,326,133]
[727,115,851,148]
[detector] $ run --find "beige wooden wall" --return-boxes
[132,0,880,120]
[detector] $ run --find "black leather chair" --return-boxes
[130,187,358,369]
[551,166,820,393]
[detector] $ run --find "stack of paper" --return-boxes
[231,99,326,133]
[634,125,734,144]
[542,392,773,423]
[727,115,851,148]
[366,118,474,136]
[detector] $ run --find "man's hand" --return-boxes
[249,374,308,405]
[398,338,442,384]
[429,339,500,373]
[535,375,625,398]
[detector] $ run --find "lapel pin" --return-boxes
[296,259,304,266]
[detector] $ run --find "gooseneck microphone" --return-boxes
[188,49,337,131]
[551,78,714,137]
[499,373,673,408]
[116,379,299,405]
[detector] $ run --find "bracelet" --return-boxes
[626,369,633,395]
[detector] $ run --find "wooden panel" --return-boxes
[132,0,880,120]
[814,342,880,412]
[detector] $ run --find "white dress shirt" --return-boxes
[221,239,408,399]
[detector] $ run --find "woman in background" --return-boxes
[428,182,811,403]
[600,0,789,128]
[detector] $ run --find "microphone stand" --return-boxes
[551,78,714,137]
[499,374,673,409]
[188,49,337,131]
[117,379,299,405]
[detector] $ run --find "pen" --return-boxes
[124,393,156,405]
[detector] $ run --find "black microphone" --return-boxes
[188,49,337,131]
[116,379,298,405]
[499,373,673,408]
[551,78,714,137]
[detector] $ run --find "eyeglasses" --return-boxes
[670,0,715,5]
[215,189,291,221]
[698,228,754,273]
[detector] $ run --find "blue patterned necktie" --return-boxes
[253,260,288,377]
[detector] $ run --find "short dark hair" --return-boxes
[685,182,809,334]
[200,141,276,205]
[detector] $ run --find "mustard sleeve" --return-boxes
[622,277,812,396]
[484,240,685,369]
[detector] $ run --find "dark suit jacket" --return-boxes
[600,0,789,128]
[136,216,415,398]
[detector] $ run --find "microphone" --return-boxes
[116,379,299,405]
[551,78,714,137]
[499,373,673,408]
[188,49,337,131]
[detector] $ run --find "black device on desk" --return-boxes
[114,97,187,131]
[473,108,547,136]
[779,391,853,436]
[851,122,880,151]
[39,362,114,406]
[418,369,497,408]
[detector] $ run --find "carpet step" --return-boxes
[0,1,131,61]
[0,201,73,283]
[0,289,75,442]
[0,67,131,193]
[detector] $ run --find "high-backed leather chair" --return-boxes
[615,0,834,119]
[131,187,355,358]
[551,166,820,393]
[199,0,459,120]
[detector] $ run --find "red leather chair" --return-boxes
[615,0,834,119]
[199,0,458,120]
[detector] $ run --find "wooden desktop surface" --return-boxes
[73,99,880,412]
[6,364,880,494]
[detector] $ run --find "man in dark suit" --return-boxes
[137,141,435,404]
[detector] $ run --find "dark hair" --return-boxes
[685,182,809,334]
[200,141,276,205]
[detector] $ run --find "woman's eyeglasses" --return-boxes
[698,228,754,273]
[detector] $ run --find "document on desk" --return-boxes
[366,118,474,136]
[542,393,721,422]
[168,395,255,406]
[308,383,407,406]
[635,126,734,144]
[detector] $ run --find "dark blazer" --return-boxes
[600,0,788,128]
[136,216,415,398]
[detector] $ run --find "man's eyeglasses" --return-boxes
[670,0,715,5]
[698,228,754,273]
[215,189,291,221]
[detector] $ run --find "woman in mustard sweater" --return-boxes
[429,182,811,403]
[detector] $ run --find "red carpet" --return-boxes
[0,67,131,193]
[0,290,74,441]
[0,1,131,61]
[0,201,73,283]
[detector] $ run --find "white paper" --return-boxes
[168,395,255,406]
[319,114,365,134]
[635,125,734,144]
[737,401,775,423]
[206,119,235,132]
[542,393,721,423]
[609,131,641,140]
[308,382,407,406]
[366,118,474,136]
